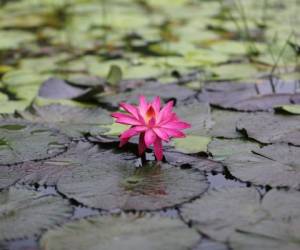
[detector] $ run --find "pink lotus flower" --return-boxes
[111,96,191,161]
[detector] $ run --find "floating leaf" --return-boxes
[174,101,212,136]
[57,160,208,211]
[275,104,300,114]
[40,215,200,250]
[236,113,300,146]
[209,110,249,138]
[0,187,72,241]
[0,120,69,165]
[230,219,300,250]
[180,188,265,242]
[38,77,103,101]
[225,144,300,188]
[208,138,260,161]
[164,150,223,172]
[16,104,112,138]
[230,190,300,250]
[172,135,211,154]
[13,142,113,186]
[198,80,300,111]
[99,82,195,108]
[106,65,123,86]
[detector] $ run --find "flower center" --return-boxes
[145,106,155,124]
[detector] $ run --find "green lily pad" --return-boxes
[99,82,195,108]
[13,142,116,186]
[0,30,35,50]
[198,80,300,111]
[0,119,70,165]
[17,104,112,138]
[209,110,249,138]
[174,101,212,136]
[38,77,104,101]
[172,135,211,154]
[230,190,300,250]
[275,104,300,114]
[0,100,30,114]
[57,159,208,211]
[236,113,300,146]
[0,187,72,241]
[230,219,300,250]
[208,138,260,161]
[180,187,265,242]
[225,144,300,188]
[40,215,200,250]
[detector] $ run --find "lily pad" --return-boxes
[224,144,300,188]
[172,135,211,154]
[40,215,200,250]
[180,187,265,242]
[275,104,300,114]
[230,190,300,250]
[173,101,212,136]
[230,219,300,250]
[236,113,300,146]
[0,119,70,165]
[16,104,112,138]
[208,138,260,161]
[164,150,223,173]
[57,159,208,211]
[38,77,103,101]
[99,82,195,108]
[209,110,249,138]
[0,187,72,241]
[198,80,300,111]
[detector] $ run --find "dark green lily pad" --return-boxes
[16,104,112,138]
[172,135,211,154]
[0,166,25,189]
[16,142,105,186]
[99,82,195,108]
[40,215,200,250]
[180,187,265,242]
[57,159,208,211]
[230,219,300,250]
[208,139,260,161]
[164,151,223,173]
[230,190,300,250]
[275,104,300,114]
[173,101,212,136]
[38,77,103,101]
[209,110,249,138]
[224,144,300,188]
[0,187,72,241]
[198,80,300,111]
[0,120,70,165]
[236,113,300,146]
